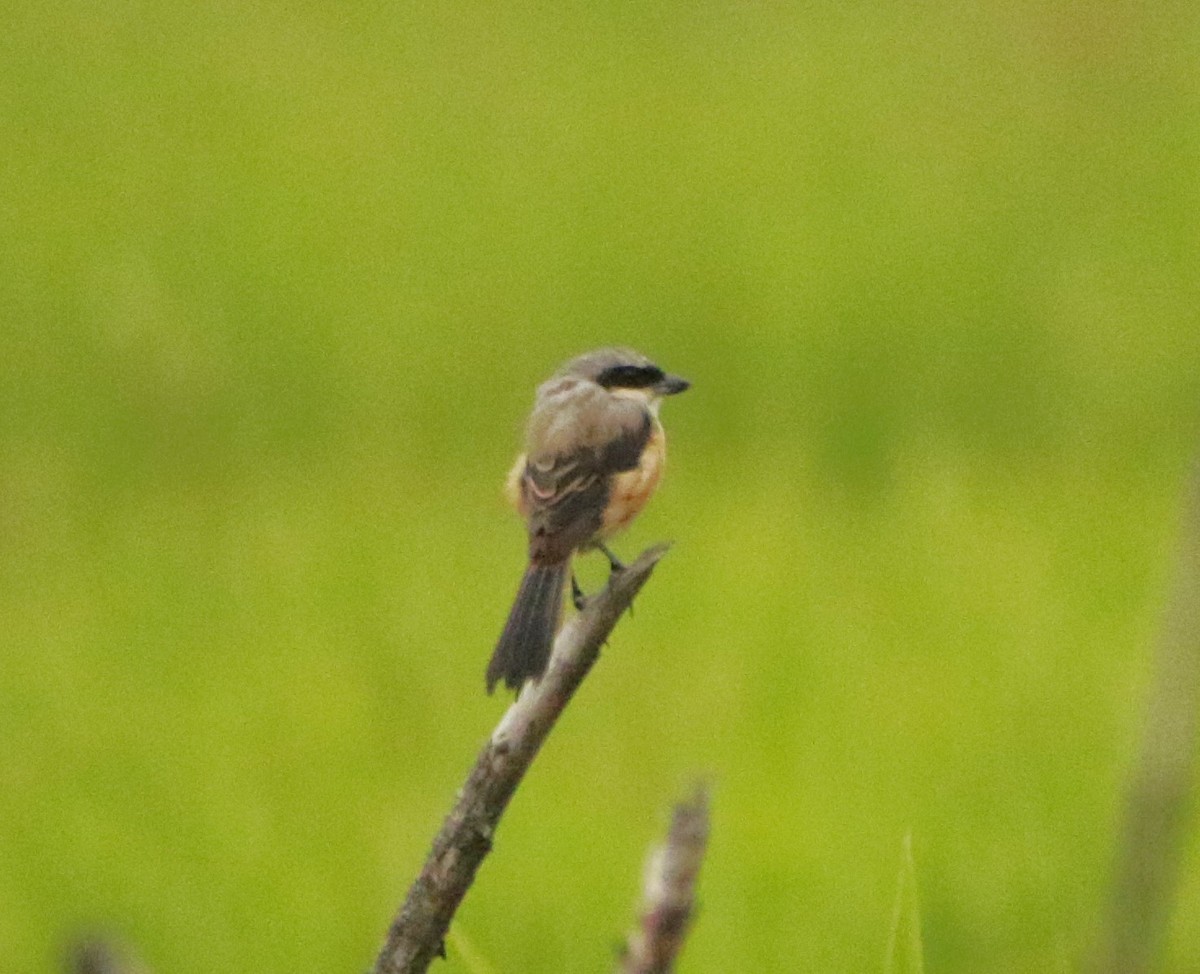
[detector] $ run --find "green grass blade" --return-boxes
[446,926,500,974]
[884,833,926,974]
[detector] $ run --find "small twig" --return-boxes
[1089,462,1200,974]
[617,784,710,974]
[373,544,672,974]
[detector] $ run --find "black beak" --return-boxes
[657,374,690,396]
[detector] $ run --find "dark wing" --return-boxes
[522,411,652,562]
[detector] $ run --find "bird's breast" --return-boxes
[599,422,665,538]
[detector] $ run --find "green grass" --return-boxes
[3,1,1200,971]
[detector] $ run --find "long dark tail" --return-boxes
[486,560,568,694]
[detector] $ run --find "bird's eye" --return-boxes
[597,364,665,389]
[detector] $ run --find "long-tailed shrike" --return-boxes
[486,348,689,694]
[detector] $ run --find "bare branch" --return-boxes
[1089,463,1200,974]
[617,784,710,974]
[373,544,672,974]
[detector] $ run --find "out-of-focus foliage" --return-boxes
[2,2,1198,972]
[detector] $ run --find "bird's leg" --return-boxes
[597,542,626,574]
[596,542,633,616]
[571,573,587,612]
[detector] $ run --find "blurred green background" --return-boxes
[3,2,1200,972]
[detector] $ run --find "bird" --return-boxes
[486,348,690,694]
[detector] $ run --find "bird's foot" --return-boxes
[571,574,588,612]
[596,543,634,614]
[598,542,626,575]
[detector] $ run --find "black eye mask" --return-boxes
[595,363,664,390]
